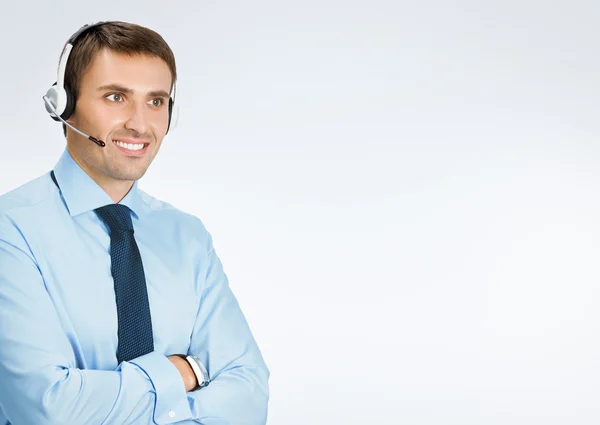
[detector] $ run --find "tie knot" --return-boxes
[95,204,133,233]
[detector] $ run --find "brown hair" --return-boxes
[60,21,177,135]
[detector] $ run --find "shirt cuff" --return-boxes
[128,351,193,424]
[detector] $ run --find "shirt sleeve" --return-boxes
[128,352,193,423]
[183,231,271,425]
[0,218,191,425]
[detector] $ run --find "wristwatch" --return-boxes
[184,355,210,390]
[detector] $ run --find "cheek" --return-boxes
[154,108,171,129]
[76,100,114,129]
[148,114,170,140]
[92,104,121,127]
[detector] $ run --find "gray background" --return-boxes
[1,0,599,423]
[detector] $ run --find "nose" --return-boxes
[124,99,150,135]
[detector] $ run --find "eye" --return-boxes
[149,98,164,107]
[106,93,124,103]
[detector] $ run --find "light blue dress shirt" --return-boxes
[0,149,269,425]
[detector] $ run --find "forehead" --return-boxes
[80,48,172,92]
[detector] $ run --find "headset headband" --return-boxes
[68,21,111,44]
[57,22,111,90]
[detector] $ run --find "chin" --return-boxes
[109,168,148,182]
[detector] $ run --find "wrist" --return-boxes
[168,354,198,392]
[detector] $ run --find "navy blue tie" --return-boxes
[95,204,154,363]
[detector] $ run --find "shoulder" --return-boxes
[0,172,54,217]
[137,188,214,250]
[0,173,53,260]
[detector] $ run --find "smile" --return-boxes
[112,140,150,156]
[113,140,147,151]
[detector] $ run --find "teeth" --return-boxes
[114,140,144,151]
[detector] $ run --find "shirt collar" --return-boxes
[52,148,145,219]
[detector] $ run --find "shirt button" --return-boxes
[168,410,176,418]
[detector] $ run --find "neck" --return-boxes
[67,146,134,204]
[101,179,134,204]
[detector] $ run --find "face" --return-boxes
[66,48,173,185]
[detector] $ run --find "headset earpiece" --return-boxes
[45,82,76,122]
[44,83,67,121]
[166,81,178,134]
[166,97,179,134]
[166,97,173,133]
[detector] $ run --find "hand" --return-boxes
[168,355,198,392]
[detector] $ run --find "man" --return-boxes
[0,21,269,425]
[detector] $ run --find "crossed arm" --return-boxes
[0,220,270,425]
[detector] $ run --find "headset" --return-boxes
[42,21,178,147]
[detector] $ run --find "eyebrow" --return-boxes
[97,84,170,98]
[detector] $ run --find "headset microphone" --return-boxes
[43,95,106,147]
